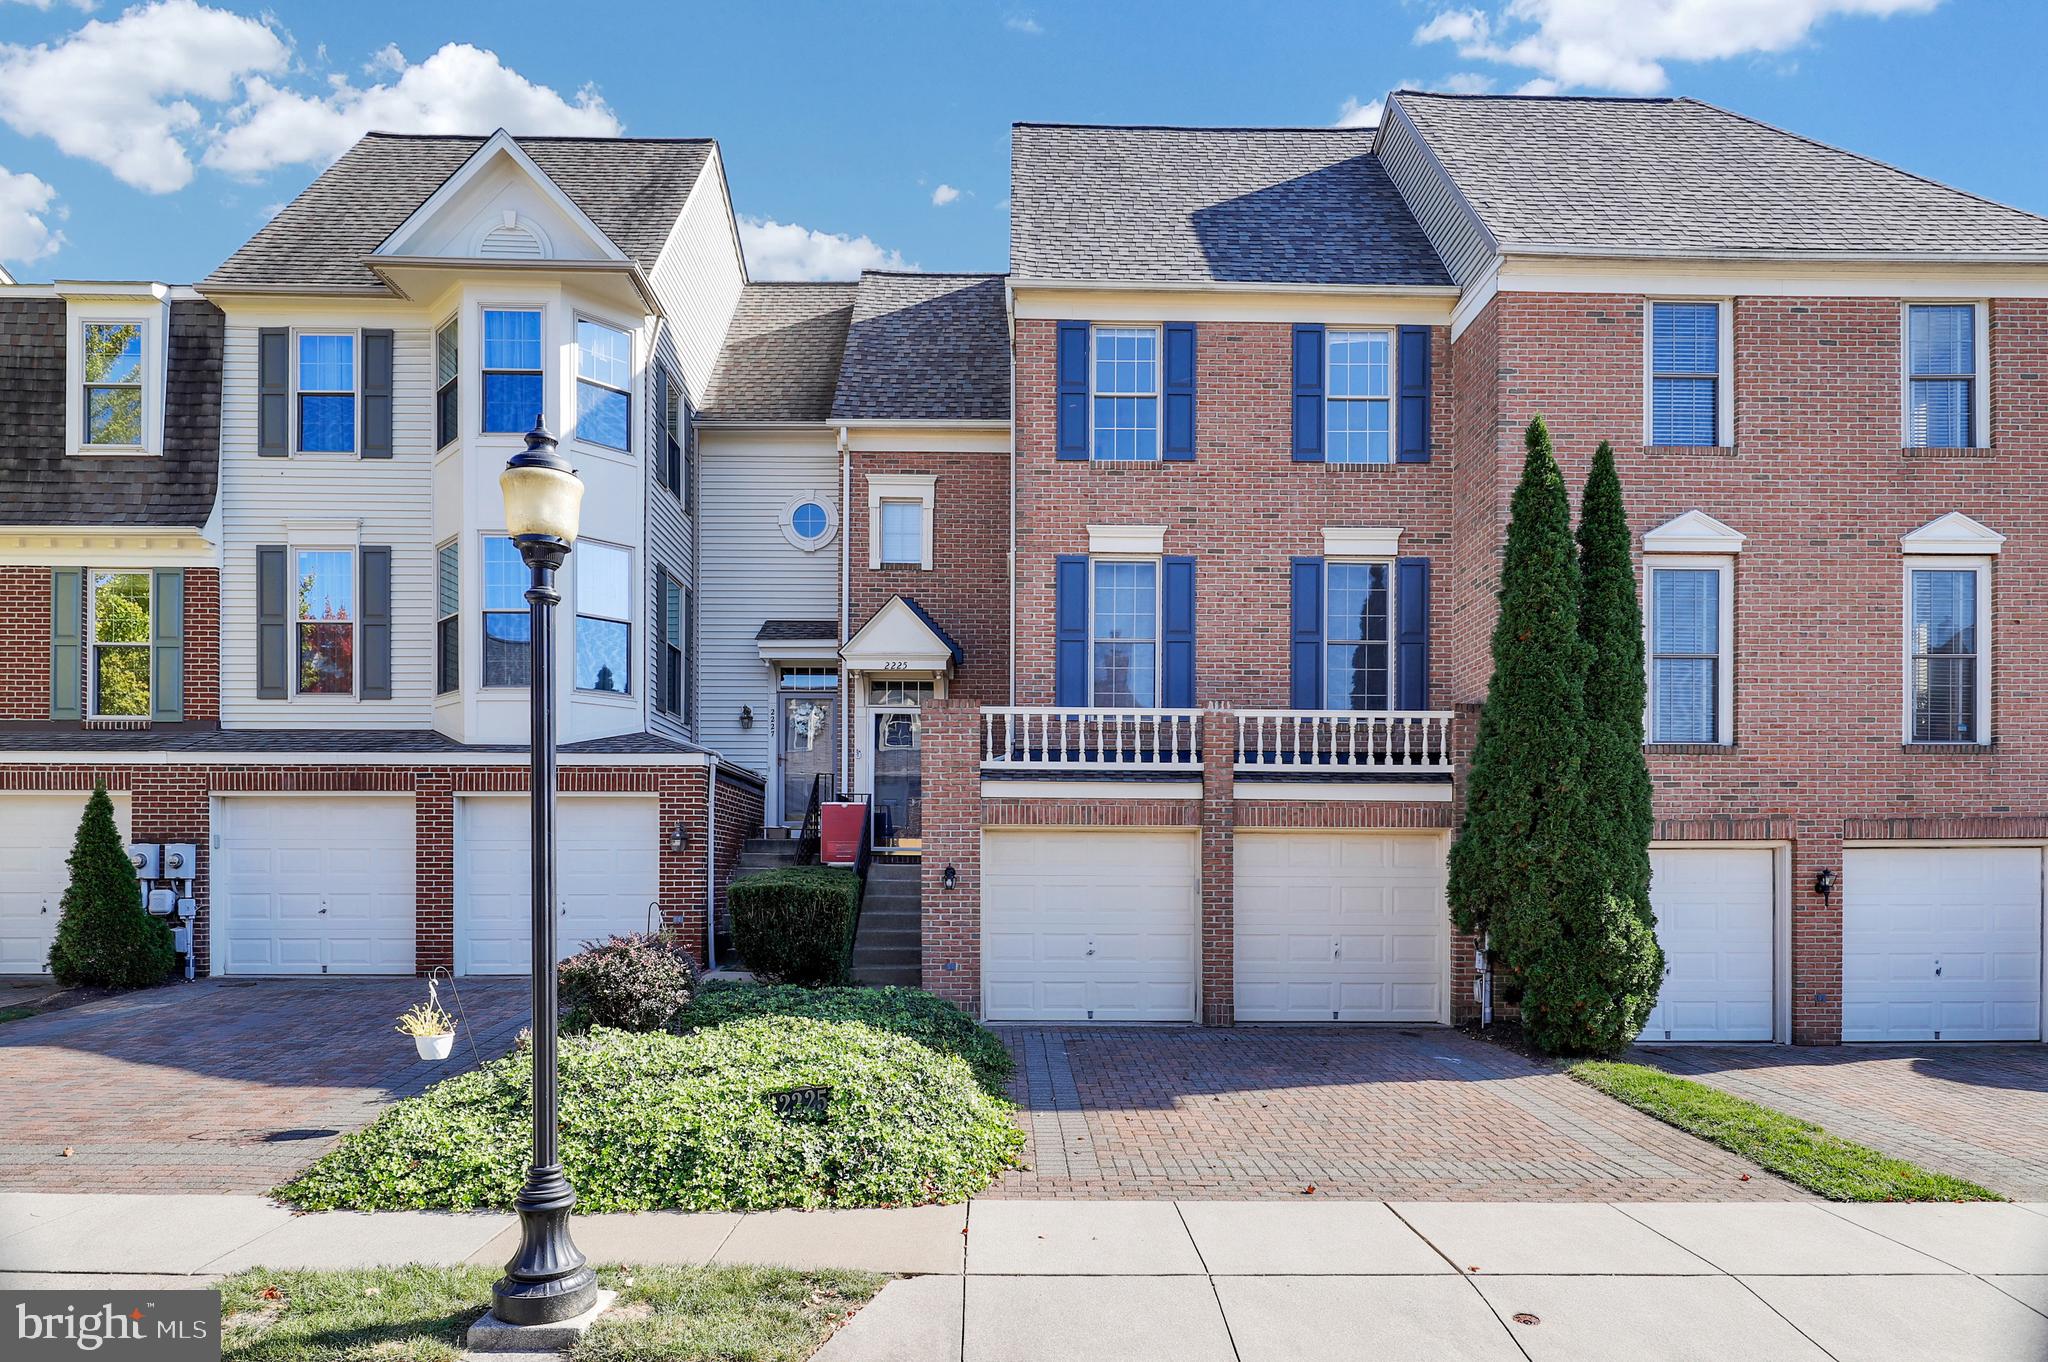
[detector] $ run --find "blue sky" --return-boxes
[0,0,2040,283]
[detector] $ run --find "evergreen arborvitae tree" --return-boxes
[47,782,174,989]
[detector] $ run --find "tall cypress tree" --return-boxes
[47,782,174,990]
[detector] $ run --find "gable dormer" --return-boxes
[376,129,625,267]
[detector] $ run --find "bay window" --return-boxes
[575,318,631,451]
[574,541,631,693]
[482,535,530,687]
[482,309,543,434]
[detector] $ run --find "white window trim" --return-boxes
[781,492,839,553]
[1900,300,1991,450]
[1644,553,1736,746]
[1324,326,1397,465]
[866,473,936,570]
[1901,553,1992,745]
[478,303,547,439]
[573,539,635,699]
[1322,556,1397,713]
[1086,555,1162,708]
[1089,324,1162,463]
[572,313,633,455]
[1643,297,1734,449]
[1088,524,1167,556]
[85,567,151,719]
[288,537,360,701]
[66,306,166,457]
[480,531,529,690]
[290,328,361,457]
[1322,526,1402,558]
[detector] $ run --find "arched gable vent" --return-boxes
[475,211,548,260]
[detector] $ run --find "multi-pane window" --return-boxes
[482,535,530,687]
[90,570,150,716]
[1091,326,1159,461]
[297,333,356,453]
[1090,559,1157,706]
[1906,304,1976,448]
[435,319,459,449]
[1650,567,1723,742]
[656,365,684,497]
[435,541,459,695]
[575,319,630,451]
[82,323,144,447]
[1325,561,1391,710]
[574,541,631,693]
[1326,330,1392,464]
[482,309,544,434]
[879,500,923,566]
[294,549,354,694]
[1650,302,1720,446]
[659,572,683,717]
[684,586,697,724]
[1909,567,1980,742]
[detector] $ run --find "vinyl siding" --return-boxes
[1378,101,1495,288]
[648,147,746,406]
[646,323,696,746]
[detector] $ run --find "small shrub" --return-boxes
[559,932,700,1032]
[728,867,861,986]
[47,782,174,990]
[683,983,1014,1093]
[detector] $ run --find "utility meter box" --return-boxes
[162,843,198,878]
[146,887,178,916]
[128,843,161,879]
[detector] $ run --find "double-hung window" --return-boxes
[575,319,631,451]
[89,570,150,716]
[656,365,683,497]
[295,549,355,694]
[1649,301,1722,446]
[1648,564,1730,743]
[1091,326,1159,461]
[1090,559,1158,706]
[1907,563,1986,743]
[482,309,543,434]
[1326,330,1392,464]
[1325,560,1392,709]
[659,571,684,717]
[435,319,459,449]
[482,535,530,687]
[82,323,145,448]
[435,541,459,694]
[296,333,357,453]
[1906,304,1978,449]
[575,541,631,694]
[879,501,923,566]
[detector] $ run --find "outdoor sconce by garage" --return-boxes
[668,823,691,854]
[943,864,958,890]
[1813,867,1837,902]
[739,705,754,730]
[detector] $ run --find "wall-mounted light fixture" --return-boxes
[942,864,958,891]
[1813,867,1836,902]
[668,823,691,854]
[739,705,754,730]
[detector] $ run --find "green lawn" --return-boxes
[1571,1060,2002,1202]
[0,1005,37,1026]
[218,1263,886,1362]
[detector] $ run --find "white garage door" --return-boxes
[982,830,1198,1022]
[458,796,661,975]
[0,793,132,975]
[1844,846,2042,1042]
[1640,847,1776,1042]
[1234,832,1446,1023]
[216,796,415,975]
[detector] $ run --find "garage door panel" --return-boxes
[457,797,663,975]
[1843,847,2041,1042]
[217,797,414,976]
[1640,847,1776,1042]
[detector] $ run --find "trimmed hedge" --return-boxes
[559,932,700,1032]
[682,983,1014,1093]
[728,867,861,986]
[276,1018,1024,1212]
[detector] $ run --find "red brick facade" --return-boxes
[0,566,219,723]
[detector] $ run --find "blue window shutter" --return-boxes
[1162,556,1196,706]
[1055,321,1089,460]
[1289,557,1324,708]
[1162,323,1197,461]
[150,568,184,722]
[1291,325,1325,462]
[50,568,81,721]
[1055,555,1088,704]
[1397,325,1432,464]
[1396,556,1431,710]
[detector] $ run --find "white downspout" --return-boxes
[704,753,720,971]
[838,424,853,793]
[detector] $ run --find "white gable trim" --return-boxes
[1643,509,1746,554]
[841,596,956,675]
[1900,511,2005,555]
[376,129,627,264]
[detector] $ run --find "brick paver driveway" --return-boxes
[0,978,528,1194]
[990,1026,1804,1201]
[1640,1042,2048,1199]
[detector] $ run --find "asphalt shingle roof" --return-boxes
[700,283,856,422]
[1010,124,1450,287]
[1393,92,2048,259]
[755,619,839,642]
[204,134,713,292]
[830,272,1010,422]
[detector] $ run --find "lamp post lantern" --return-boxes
[491,417,597,1327]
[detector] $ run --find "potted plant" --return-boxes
[396,998,457,1061]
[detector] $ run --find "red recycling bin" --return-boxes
[819,802,867,866]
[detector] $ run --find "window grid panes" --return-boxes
[82,323,144,447]
[790,501,829,543]
[482,535,530,687]
[1326,330,1392,464]
[1091,327,1159,461]
[1651,567,1720,743]
[1090,559,1157,706]
[295,549,354,694]
[870,679,936,705]
[297,333,356,453]
[90,570,150,716]
[1907,305,1975,449]
[482,310,544,435]
[435,541,459,695]
[660,573,683,717]
[879,500,923,565]
[574,541,631,693]
[1910,568,1978,742]
[1324,561,1391,710]
[435,319,459,449]
[575,319,630,451]
[778,667,839,691]
[1651,302,1719,446]
[658,366,683,496]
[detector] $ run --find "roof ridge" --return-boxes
[861,269,1007,279]
[1393,89,1678,105]
[1013,121,1374,133]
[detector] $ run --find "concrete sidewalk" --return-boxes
[2,1196,2044,1360]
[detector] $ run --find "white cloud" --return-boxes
[931,183,961,206]
[1005,15,1043,34]
[0,0,288,193]
[1414,0,1941,95]
[739,216,912,282]
[1439,71,1497,94]
[1334,96,1384,128]
[0,164,63,262]
[207,42,620,178]
[3,0,98,10]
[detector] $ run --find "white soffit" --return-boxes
[1643,509,1746,554]
[1900,511,2005,555]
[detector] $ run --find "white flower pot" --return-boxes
[414,1031,455,1061]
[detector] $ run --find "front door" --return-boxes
[872,709,922,849]
[779,693,836,825]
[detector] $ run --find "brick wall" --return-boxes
[0,565,220,723]
[181,568,220,722]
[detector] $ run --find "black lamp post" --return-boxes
[491,418,598,1327]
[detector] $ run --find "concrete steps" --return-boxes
[852,861,923,988]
